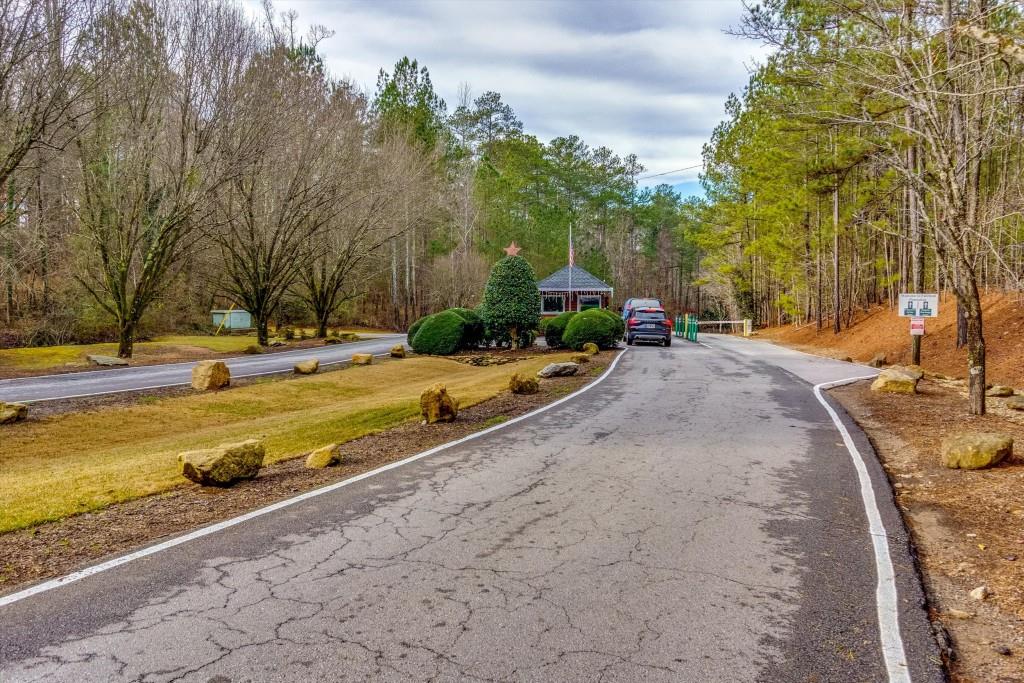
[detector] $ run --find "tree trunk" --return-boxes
[316,316,329,339]
[963,288,986,416]
[832,183,840,334]
[117,321,136,359]
[256,316,269,347]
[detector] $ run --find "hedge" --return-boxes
[541,311,577,349]
[407,314,431,344]
[448,307,485,349]
[563,308,621,350]
[410,311,466,355]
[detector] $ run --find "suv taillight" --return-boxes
[628,317,639,327]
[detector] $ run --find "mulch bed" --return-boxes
[0,353,613,595]
[831,378,1024,683]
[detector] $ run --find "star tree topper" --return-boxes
[503,241,521,256]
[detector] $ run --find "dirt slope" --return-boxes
[762,292,1024,386]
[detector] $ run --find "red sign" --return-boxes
[910,317,925,336]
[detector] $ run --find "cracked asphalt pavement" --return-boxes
[0,335,944,682]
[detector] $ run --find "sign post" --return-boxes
[898,293,938,364]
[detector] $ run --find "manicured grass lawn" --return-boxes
[0,354,571,533]
[0,335,259,372]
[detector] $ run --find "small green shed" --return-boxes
[211,309,252,330]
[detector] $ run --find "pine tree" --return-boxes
[481,255,541,349]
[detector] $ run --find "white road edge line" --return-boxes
[0,348,630,608]
[814,375,911,683]
[13,353,396,404]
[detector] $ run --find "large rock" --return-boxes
[178,439,265,486]
[582,342,599,356]
[1006,396,1024,411]
[570,353,590,364]
[306,443,341,468]
[867,352,887,368]
[941,432,1013,470]
[390,344,406,358]
[243,344,264,355]
[0,401,28,425]
[294,358,319,375]
[509,373,539,395]
[421,383,458,424]
[537,362,580,378]
[351,353,373,366]
[987,385,1015,397]
[870,365,921,394]
[191,360,230,390]
[87,354,128,367]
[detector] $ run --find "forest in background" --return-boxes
[696,0,1024,414]
[0,0,701,354]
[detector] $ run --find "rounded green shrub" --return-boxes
[410,311,466,355]
[596,308,626,340]
[542,311,577,349]
[407,314,432,345]
[563,308,621,350]
[448,307,484,349]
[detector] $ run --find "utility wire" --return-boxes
[637,163,703,180]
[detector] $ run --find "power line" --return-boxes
[637,163,703,180]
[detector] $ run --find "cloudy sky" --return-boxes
[263,0,770,196]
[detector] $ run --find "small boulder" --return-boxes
[969,585,991,601]
[324,336,343,345]
[351,353,373,366]
[421,383,458,424]
[582,342,599,356]
[1006,396,1024,411]
[870,366,921,394]
[570,353,590,364]
[867,352,887,368]
[987,385,1015,397]
[0,401,28,425]
[294,358,319,375]
[941,433,1013,470]
[87,354,128,367]
[178,439,264,486]
[305,443,341,468]
[191,360,230,391]
[840,356,853,363]
[267,339,286,347]
[509,373,539,395]
[390,344,406,359]
[537,362,580,378]
[243,344,264,355]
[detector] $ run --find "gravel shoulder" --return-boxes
[830,377,1024,682]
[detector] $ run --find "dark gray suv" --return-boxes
[626,308,672,346]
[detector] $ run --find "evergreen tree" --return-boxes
[481,255,541,349]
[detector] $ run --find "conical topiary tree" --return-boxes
[481,255,541,349]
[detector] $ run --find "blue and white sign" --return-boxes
[898,293,938,318]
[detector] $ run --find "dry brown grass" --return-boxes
[0,354,572,532]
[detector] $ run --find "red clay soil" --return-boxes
[761,292,1024,387]
[832,379,1024,682]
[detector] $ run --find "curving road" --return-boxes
[0,335,405,403]
[0,335,944,681]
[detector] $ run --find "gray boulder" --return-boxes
[87,354,128,367]
[0,402,28,425]
[986,385,1015,397]
[537,362,580,378]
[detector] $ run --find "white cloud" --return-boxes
[259,0,771,190]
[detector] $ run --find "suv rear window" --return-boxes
[635,310,666,320]
[630,299,660,309]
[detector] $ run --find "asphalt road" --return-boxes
[0,335,944,682]
[0,335,405,403]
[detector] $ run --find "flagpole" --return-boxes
[568,223,573,311]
